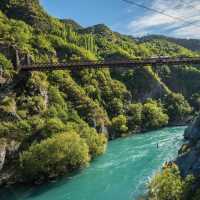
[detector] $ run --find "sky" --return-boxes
[40,0,200,39]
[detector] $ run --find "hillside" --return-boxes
[0,0,200,185]
[141,35,200,52]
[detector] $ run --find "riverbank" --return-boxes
[147,115,200,199]
[0,127,185,200]
[0,123,188,187]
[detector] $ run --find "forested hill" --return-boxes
[140,35,200,52]
[0,0,200,184]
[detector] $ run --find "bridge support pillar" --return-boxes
[152,64,158,73]
[13,48,20,70]
[25,54,31,65]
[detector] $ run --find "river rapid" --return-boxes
[0,127,185,200]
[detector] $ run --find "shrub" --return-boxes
[0,96,16,113]
[111,115,128,136]
[142,100,169,130]
[78,126,107,158]
[164,93,192,123]
[148,165,184,200]
[20,132,90,181]
[27,72,49,93]
[63,122,107,158]
[128,103,143,131]
[149,165,195,200]
[0,53,15,79]
[41,118,66,138]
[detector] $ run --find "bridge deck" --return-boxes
[20,57,200,71]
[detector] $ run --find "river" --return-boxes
[0,126,185,200]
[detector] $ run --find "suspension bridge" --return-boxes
[19,57,200,71]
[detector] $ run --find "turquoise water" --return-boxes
[0,127,185,200]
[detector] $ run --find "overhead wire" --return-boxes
[179,0,200,12]
[122,0,200,28]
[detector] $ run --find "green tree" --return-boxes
[128,103,143,131]
[142,100,169,130]
[20,132,90,182]
[149,165,184,200]
[41,118,66,138]
[111,115,128,136]
[164,93,192,123]
[149,164,195,200]
[78,126,107,158]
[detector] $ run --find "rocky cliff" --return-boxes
[176,115,200,178]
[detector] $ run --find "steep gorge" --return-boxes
[0,0,200,185]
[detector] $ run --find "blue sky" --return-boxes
[40,0,200,39]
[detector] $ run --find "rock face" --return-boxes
[175,115,200,177]
[0,139,20,186]
[184,116,200,141]
[0,140,6,171]
[0,139,20,171]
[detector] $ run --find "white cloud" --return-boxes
[172,24,200,39]
[126,0,200,38]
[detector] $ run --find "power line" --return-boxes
[179,0,200,12]
[122,0,200,28]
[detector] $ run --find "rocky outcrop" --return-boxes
[175,115,200,177]
[184,116,200,141]
[0,139,20,172]
[0,139,6,171]
[0,139,20,186]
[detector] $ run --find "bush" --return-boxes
[27,72,49,93]
[0,96,16,113]
[128,103,143,131]
[142,100,169,130]
[148,165,184,200]
[0,116,45,141]
[41,118,66,138]
[20,132,90,181]
[149,164,195,200]
[108,98,124,116]
[63,122,107,158]
[164,93,192,123]
[111,115,128,136]
[48,86,66,107]
[78,126,107,158]
[0,53,15,79]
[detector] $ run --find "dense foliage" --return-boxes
[20,132,90,182]
[127,100,168,132]
[0,0,199,183]
[148,164,195,200]
[142,100,168,130]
